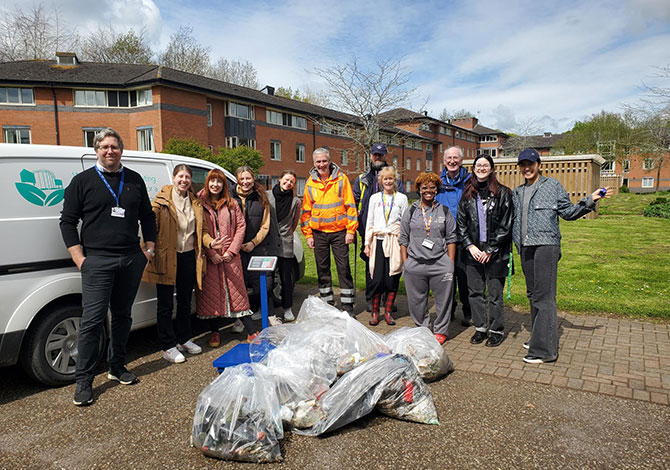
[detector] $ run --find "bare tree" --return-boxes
[625,65,670,191]
[158,26,210,75]
[501,116,545,157]
[207,58,259,88]
[314,56,419,158]
[0,3,77,61]
[275,86,331,107]
[439,107,476,121]
[79,27,154,64]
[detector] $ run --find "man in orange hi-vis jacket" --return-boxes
[301,147,359,315]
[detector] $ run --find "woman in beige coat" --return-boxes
[143,164,220,364]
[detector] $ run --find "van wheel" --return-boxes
[20,305,104,387]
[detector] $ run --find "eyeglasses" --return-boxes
[474,164,491,170]
[99,145,121,152]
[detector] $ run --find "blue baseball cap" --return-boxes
[370,143,388,155]
[518,148,540,163]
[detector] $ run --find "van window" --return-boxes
[189,165,211,194]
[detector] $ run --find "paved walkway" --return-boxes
[312,287,670,406]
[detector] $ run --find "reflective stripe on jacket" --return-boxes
[301,162,358,237]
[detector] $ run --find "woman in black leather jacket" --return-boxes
[456,155,513,347]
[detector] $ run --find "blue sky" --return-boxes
[5,0,670,133]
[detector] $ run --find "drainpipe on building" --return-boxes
[51,85,60,145]
[312,120,317,152]
[401,143,405,184]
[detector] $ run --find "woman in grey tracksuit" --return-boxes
[513,149,612,364]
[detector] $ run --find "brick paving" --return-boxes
[315,287,670,406]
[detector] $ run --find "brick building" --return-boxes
[0,55,556,194]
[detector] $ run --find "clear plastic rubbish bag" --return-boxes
[384,326,454,381]
[291,296,390,374]
[293,353,438,436]
[191,363,283,463]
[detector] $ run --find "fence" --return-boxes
[463,154,605,219]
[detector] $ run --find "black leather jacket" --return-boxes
[456,185,513,278]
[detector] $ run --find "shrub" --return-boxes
[642,199,670,218]
[619,185,629,193]
[163,138,212,160]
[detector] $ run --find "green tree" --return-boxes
[210,146,263,175]
[275,86,330,107]
[158,26,210,75]
[162,138,212,160]
[556,111,634,160]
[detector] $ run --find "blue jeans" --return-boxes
[76,251,147,382]
[520,245,561,359]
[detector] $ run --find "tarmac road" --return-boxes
[1,286,669,470]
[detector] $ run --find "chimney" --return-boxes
[56,52,78,66]
[423,111,428,116]
[543,132,552,138]
[261,85,275,95]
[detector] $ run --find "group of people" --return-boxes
[61,127,611,408]
[60,128,302,406]
[301,143,612,362]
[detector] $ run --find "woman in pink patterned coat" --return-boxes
[196,169,253,347]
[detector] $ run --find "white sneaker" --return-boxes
[251,311,261,320]
[284,308,295,322]
[163,347,185,363]
[231,319,244,333]
[177,340,202,355]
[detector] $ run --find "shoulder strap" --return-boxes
[357,176,366,211]
[409,204,416,219]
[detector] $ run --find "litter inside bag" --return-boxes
[384,326,454,381]
[293,353,439,436]
[291,296,390,374]
[192,363,283,463]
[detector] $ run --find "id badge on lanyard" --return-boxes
[420,203,435,250]
[96,166,125,218]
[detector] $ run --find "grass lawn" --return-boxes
[297,192,670,320]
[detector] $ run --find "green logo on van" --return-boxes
[15,169,65,206]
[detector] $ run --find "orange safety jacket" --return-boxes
[301,163,358,238]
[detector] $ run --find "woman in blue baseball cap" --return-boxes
[512,148,612,364]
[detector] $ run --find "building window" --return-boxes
[267,110,282,125]
[270,140,281,161]
[601,161,616,173]
[74,88,151,108]
[406,180,411,192]
[3,126,31,144]
[227,137,255,149]
[206,104,212,127]
[642,177,654,188]
[296,177,306,197]
[491,149,497,157]
[390,135,399,146]
[426,160,432,171]
[419,123,431,131]
[293,116,307,129]
[406,157,411,170]
[643,158,655,170]
[341,150,348,166]
[320,122,332,134]
[296,143,305,163]
[228,101,254,120]
[137,127,154,151]
[0,87,34,104]
[83,128,105,147]
[623,160,630,172]
[416,159,421,170]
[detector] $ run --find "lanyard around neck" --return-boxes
[420,202,434,237]
[382,192,395,223]
[95,166,124,207]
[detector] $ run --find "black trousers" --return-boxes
[520,245,561,359]
[450,246,472,319]
[156,250,196,350]
[465,263,505,333]
[313,230,355,306]
[278,256,297,309]
[76,251,146,382]
[368,239,400,295]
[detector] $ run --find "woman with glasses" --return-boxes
[456,155,513,348]
[399,172,457,344]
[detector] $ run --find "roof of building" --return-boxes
[472,124,508,137]
[501,132,566,150]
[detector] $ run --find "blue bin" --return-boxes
[212,341,276,373]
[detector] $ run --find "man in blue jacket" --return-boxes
[435,145,472,326]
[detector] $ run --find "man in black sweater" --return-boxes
[60,128,156,406]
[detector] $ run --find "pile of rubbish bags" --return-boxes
[191,296,454,463]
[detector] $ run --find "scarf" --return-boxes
[477,180,489,201]
[272,183,294,221]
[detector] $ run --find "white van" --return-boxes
[0,144,304,386]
